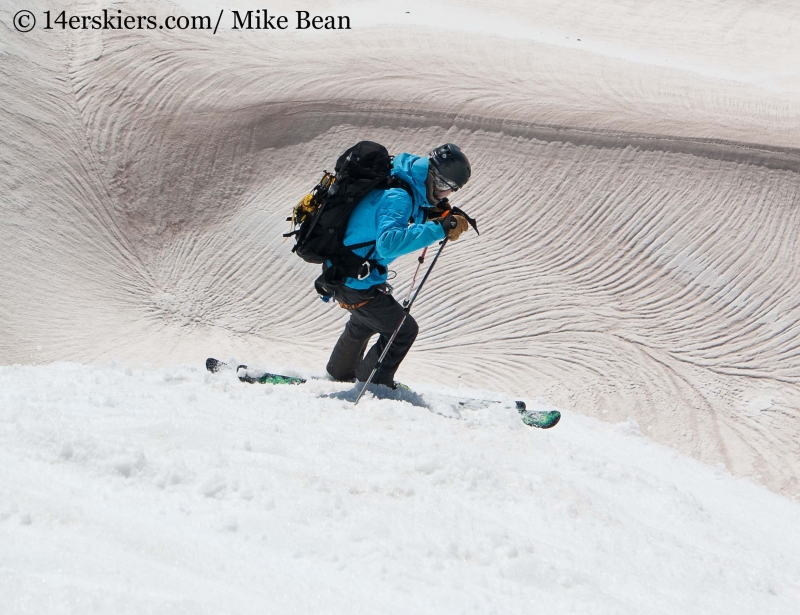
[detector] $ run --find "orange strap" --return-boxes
[338,297,373,310]
[339,297,374,310]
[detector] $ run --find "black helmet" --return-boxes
[428,143,471,191]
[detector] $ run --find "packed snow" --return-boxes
[2,363,799,613]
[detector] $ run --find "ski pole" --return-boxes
[354,238,449,405]
[403,247,428,308]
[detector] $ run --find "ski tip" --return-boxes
[545,411,561,429]
[206,358,224,373]
[519,408,561,429]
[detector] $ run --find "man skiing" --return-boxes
[321,143,472,388]
[208,142,557,427]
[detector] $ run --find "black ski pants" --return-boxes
[326,288,419,387]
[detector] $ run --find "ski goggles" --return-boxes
[431,168,460,193]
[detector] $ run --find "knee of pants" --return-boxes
[325,361,338,379]
[398,314,419,343]
[326,361,353,382]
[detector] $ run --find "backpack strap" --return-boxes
[336,241,386,280]
[329,176,413,281]
[386,176,414,204]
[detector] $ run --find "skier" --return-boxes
[321,143,472,388]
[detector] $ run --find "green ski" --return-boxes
[206,357,560,429]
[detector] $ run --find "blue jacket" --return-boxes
[339,152,446,289]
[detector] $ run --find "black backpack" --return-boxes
[285,141,412,282]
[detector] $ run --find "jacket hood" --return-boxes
[391,153,430,208]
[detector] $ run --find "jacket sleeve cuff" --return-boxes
[429,221,446,241]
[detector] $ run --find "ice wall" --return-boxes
[2,0,799,493]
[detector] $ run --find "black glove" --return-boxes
[428,199,451,222]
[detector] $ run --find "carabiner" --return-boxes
[357,261,372,280]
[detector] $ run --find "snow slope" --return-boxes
[2,363,799,614]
